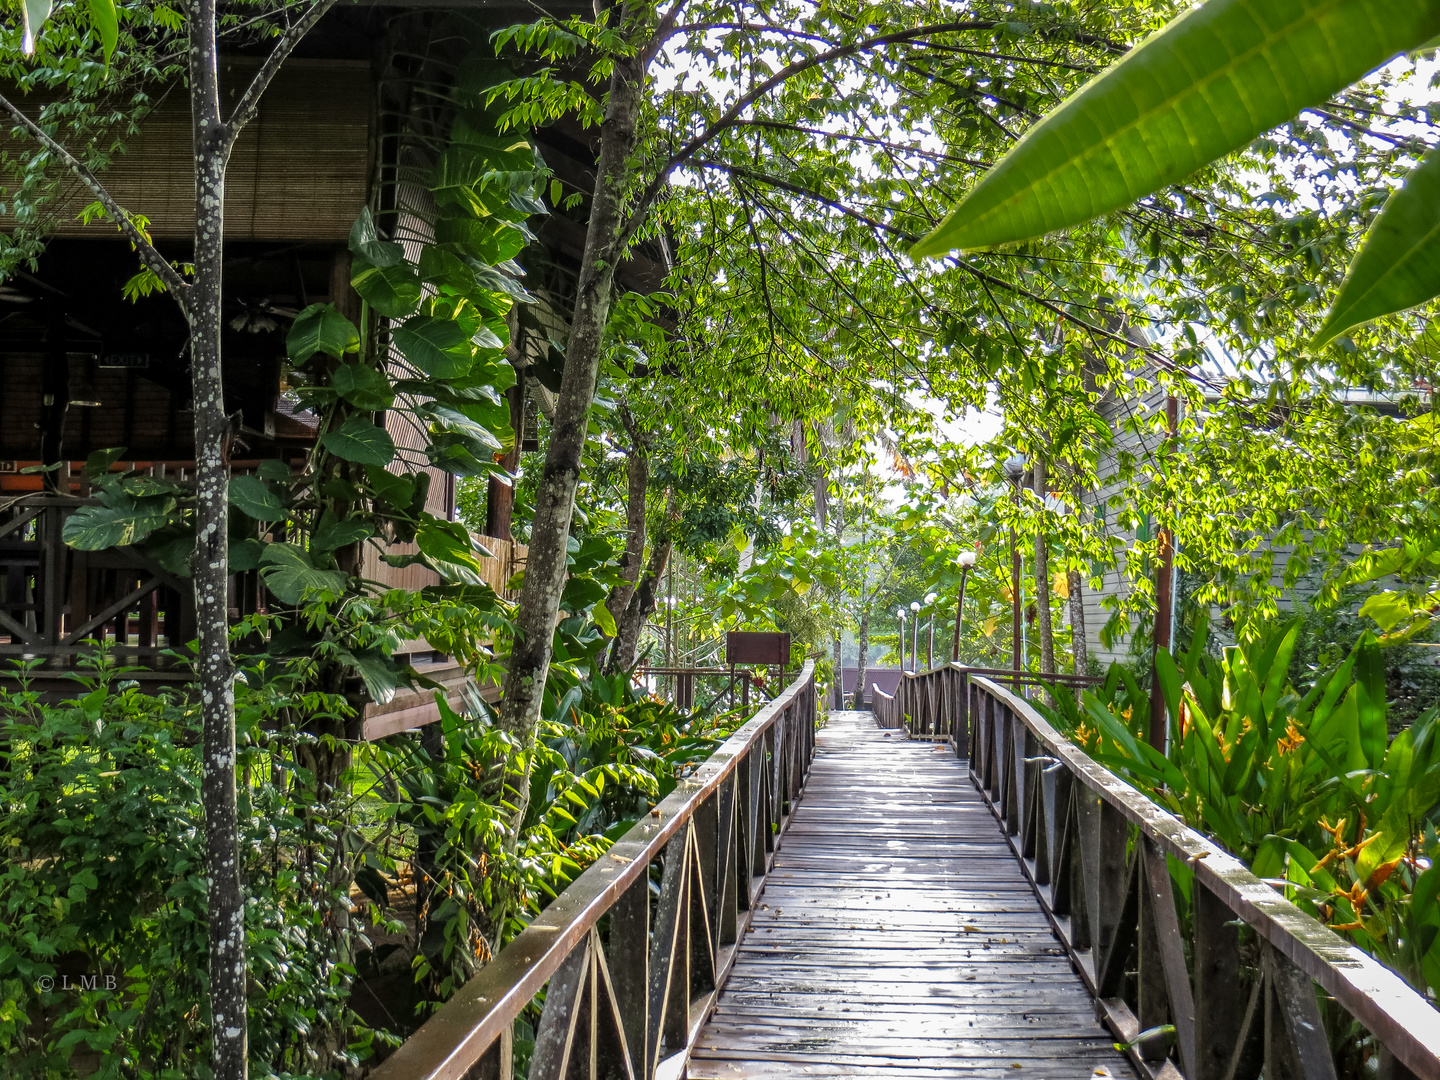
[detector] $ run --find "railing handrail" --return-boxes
[889,661,1103,685]
[370,659,818,1080]
[971,671,1440,1076]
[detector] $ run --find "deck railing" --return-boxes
[871,661,1100,741]
[368,660,818,1080]
[878,662,1440,1080]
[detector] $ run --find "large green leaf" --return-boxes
[1313,147,1440,346]
[87,0,117,64]
[912,0,1440,256]
[351,257,422,319]
[311,512,375,553]
[349,208,405,268]
[228,474,287,521]
[63,494,174,550]
[420,402,504,450]
[393,316,475,378]
[320,416,397,467]
[332,363,395,411]
[21,0,51,53]
[259,544,349,605]
[288,303,359,363]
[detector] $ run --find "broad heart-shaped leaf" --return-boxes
[321,415,396,466]
[288,303,359,363]
[418,245,479,293]
[259,544,349,605]
[392,316,475,378]
[228,474,287,521]
[912,0,1440,256]
[230,537,266,572]
[311,512,375,553]
[332,363,395,411]
[349,208,404,268]
[363,463,416,510]
[435,215,529,265]
[1313,147,1440,346]
[62,494,174,550]
[333,645,404,705]
[351,257,422,319]
[420,402,504,450]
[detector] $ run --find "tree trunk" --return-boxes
[832,635,843,709]
[496,30,643,767]
[1033,457,1055,678]
[1069,568,1088,676]
[611,535,672,673]
[605,406,648,630]
[1068,466,1089,678]
[852,607,870,710]
[189,3,245,1075]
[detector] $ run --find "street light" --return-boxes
[896,606,908,672]
[924,592,938,669]
[910,600,921,674]
[952,549,977,663]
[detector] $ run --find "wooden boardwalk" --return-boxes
[689,711,1131,1080]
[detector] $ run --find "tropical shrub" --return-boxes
[358,666,741,1018]
[0,653,381,1079]
[1040,620,1440,1003]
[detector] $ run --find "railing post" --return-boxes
[610,874,650,1078]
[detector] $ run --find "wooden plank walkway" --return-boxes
[689,711,1132,1080]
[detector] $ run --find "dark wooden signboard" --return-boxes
[726,631,791,667]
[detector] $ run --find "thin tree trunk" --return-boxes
[612,537,673,672]
[1033,457,1054,677]
[832,636,842,709]
[1068,467,1089,678]
[496,28,643,771]
[188,3,246,1073]
[1069,568,1088,675]
[605,406,649,630]
[853,607,870,710]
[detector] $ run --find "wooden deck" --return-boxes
[689,711,1132,1080]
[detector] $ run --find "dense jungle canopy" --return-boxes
[3,0,1440,1075]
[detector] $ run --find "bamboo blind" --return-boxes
[6,59,372,241]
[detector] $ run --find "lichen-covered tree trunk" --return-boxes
[496,31,644,796]
[188,4,245,1074]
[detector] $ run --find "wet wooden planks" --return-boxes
[689,711,1131,1080]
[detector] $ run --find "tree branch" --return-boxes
[0,92,190,300]
[225,0,341,138]
[618,20,1000,249]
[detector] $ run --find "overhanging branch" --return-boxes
[225,0,342,138]
[0,92,191,301]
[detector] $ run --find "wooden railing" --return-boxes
[878,663,1440,1080]
[369,660,819,1080]
[871,661,1100,741]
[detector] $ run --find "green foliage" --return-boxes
[359,667,737,1009]
[918,0,1440,342]
[0,653,386,1077]
[1041,619,1440,1003]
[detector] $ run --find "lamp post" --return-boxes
[909,601,920,673]
[952,549,977,662]
[896,607,907,672]
[924,592,937,669]
[1004,454,1027,677]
